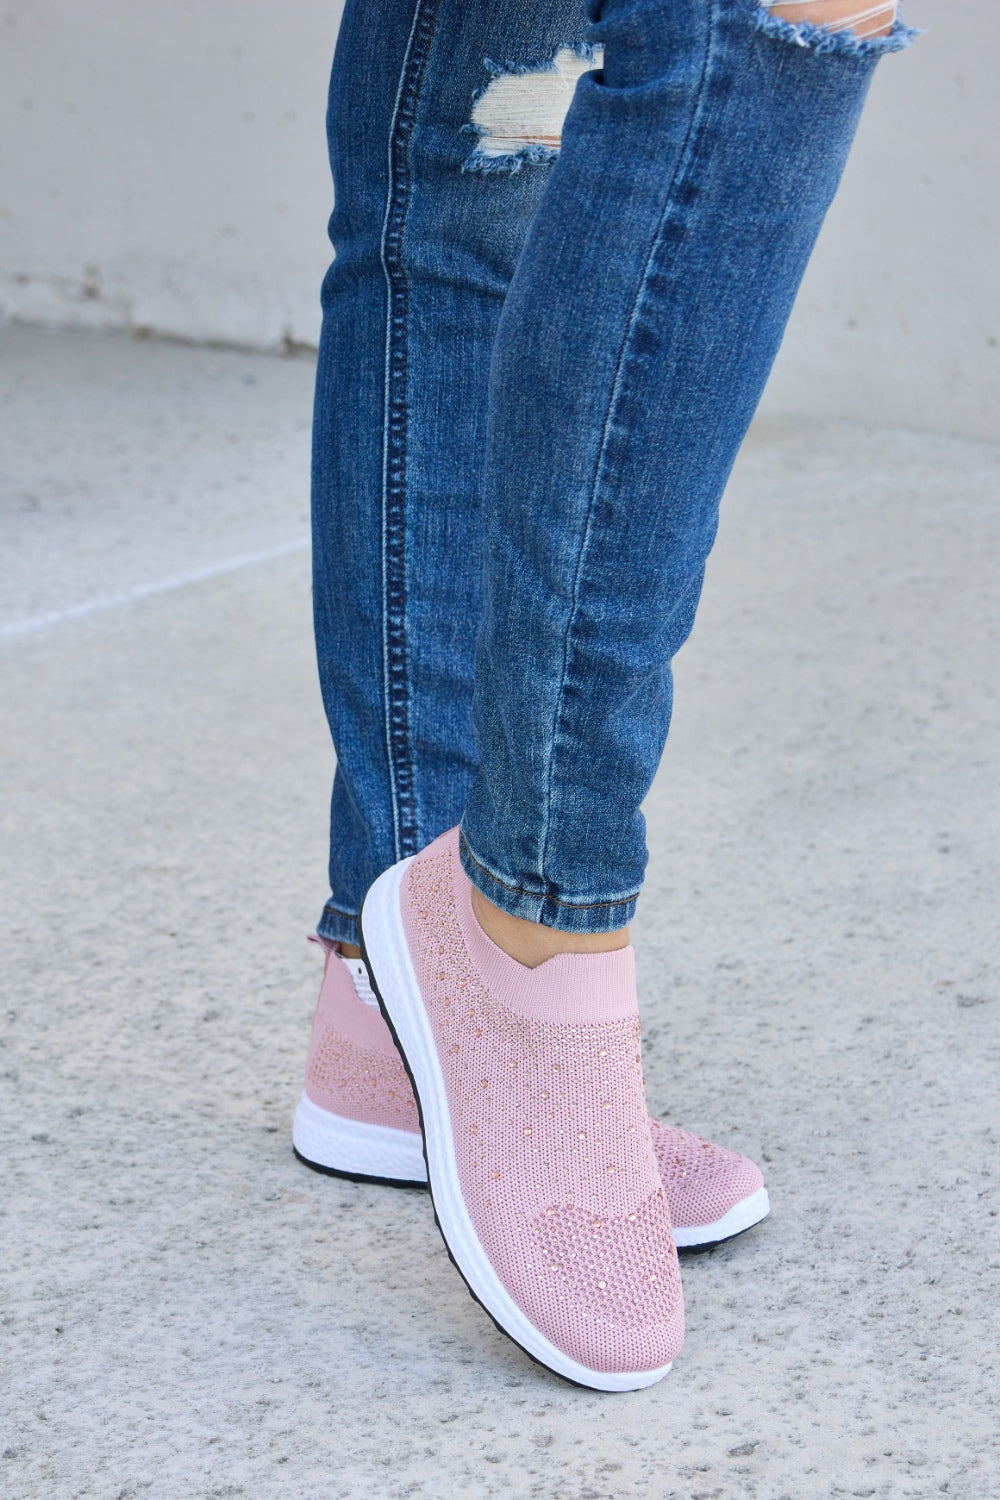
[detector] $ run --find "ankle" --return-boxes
[338,941,363,960]
[470,885,628,969]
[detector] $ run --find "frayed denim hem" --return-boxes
[460,130,560,175]
[753,11,921,58]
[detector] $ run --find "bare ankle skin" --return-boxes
[470,884,629,969]
[764,0,896,39]
[339,941,363,960]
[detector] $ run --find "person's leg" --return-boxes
[460,0,915,941]
[311,0,591,951]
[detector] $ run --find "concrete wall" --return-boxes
[1,0,996,438]
[759,0,999,440]
[0,1,344,350]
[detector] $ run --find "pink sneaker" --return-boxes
[292,936,425,1186]
[293,940,769,1250]
[357,827,682,1391]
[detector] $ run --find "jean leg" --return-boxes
[312,0,590,942]
[461,0,915,932]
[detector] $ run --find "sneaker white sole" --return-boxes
[359,857,674,1393]
[292,1091,426,1187]
[672,1185,770,1249]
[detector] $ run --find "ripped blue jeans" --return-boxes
[312,0,915,941]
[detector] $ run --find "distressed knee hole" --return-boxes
[461,45,603,175]
[755,0,918,54]
[765,0,896,39]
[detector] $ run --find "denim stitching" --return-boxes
[461,830,638,911]
[539,4,717,887]
[379,0,440,863]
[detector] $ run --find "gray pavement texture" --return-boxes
[1,324,998,1499]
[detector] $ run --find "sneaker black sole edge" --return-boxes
[675,1218,769,1255]
[291,1144,427,1191]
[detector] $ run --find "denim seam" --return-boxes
[460,829,638,911]
[379,0,440,863]
[539,3,717,887]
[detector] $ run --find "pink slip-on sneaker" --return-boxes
[293,941,769,1249]
[292,936,426,1186]
[356,827,682,1391]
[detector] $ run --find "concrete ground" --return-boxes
[1,324,997,1499]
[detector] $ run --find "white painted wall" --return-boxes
[0,1,344,349]
[1,0,996,438]
[759,0,999,441]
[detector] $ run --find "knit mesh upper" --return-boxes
[306,1024,418,1132]
[532,1193,681,1329]
[303,946,419,1132]
[650,1118,764,1229]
